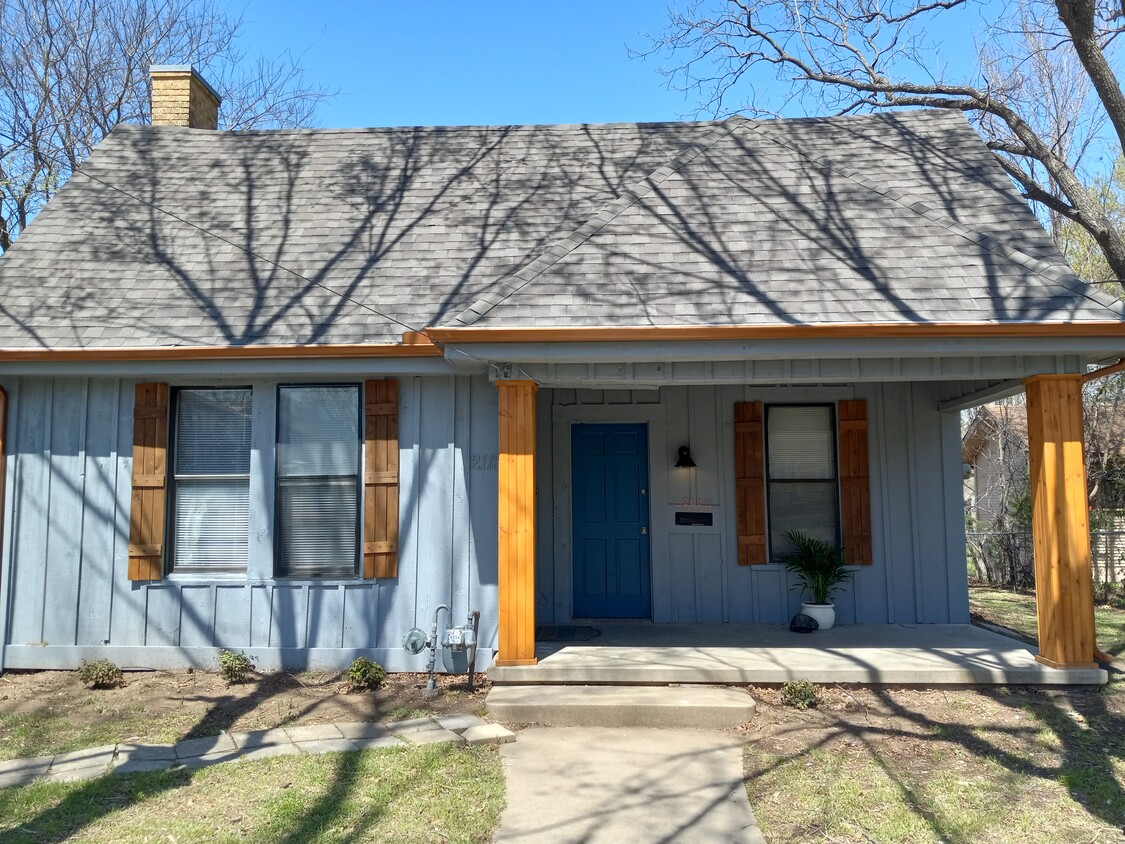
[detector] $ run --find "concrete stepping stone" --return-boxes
[181,750,242,769]
[462,724,516,745]
[284,724,342,743]
[0,755,54,788]
[230,728,290,749]
[239,744,301,762]
[402,729,465,746]
[113,758,179,775]
[349,736,408,750]
[46,745,116,781]
[436,713,489,733]
[295,738,357,755]
[386,717,438,735]
[336,722,391,740]
[116,743,177,762]
[175,734,237,759]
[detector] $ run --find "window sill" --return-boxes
[162,573,366,586]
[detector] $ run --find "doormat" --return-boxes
[536,625,602,642]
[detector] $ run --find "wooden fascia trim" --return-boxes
[425,322,1125,344]
[0,335,441,362]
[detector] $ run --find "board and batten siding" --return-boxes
[536,383,970,625]
[0,375,499,671]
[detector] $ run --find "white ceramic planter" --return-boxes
[801,602,836,630]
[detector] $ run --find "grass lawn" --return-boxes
[744,683,1125,844]
[743,586,1125,843]
[0,743,503,844]
[970,585,1125,657]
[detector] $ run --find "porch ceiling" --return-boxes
[487,623,1107,686]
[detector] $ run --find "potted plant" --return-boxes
[782,530,853,630]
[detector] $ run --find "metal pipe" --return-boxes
[468,610,481,693]
[424,604,450,695]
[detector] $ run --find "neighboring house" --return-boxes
[963,403,1125,525]
[0,66,1120,674]
[962,404,1032,525]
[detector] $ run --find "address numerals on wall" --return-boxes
[471,453,499,471]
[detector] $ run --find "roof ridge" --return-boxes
[732,117,1125,318]
[447,119,744,328]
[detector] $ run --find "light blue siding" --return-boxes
[537,382,969,626]
[0,371,970,672]
[0,374,500,671]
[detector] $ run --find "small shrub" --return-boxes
[780,679,820,710]
[345,657,387,693]
[76,658,124,689]
[216,649,256,684]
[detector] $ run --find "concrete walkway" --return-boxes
[494,727,766,844]
[0,714,515,788]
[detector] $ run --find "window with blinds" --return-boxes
[765,405,839,559]
[169,388,252,573]
[276,385,361,577]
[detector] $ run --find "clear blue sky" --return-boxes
[233,1,983,129]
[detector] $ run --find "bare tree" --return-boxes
[0,0,331,252]
[1060,156,1125,291]
[649,0,1125,280]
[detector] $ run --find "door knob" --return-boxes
[641,527,648,535]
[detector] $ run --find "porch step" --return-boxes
[485,685,756,729]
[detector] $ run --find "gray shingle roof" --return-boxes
[0,109,1117,350]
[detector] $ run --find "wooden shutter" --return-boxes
[838,399,873,565]
[734,401,768,565]
[128,383,169,581]
[364,379,399,578]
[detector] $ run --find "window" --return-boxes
[765,405,839,559]
[276,385,361,577]
[169,388,252,573]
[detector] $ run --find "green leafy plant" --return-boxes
[216,649,256,684]
[345,657,387,693]
[76,658,124,689]
[782,530,852,605]
[780,679,821,710]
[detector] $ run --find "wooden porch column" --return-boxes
[1025,374,1097,669]
[496,380,538,666]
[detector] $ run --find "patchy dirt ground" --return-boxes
[0,668,491,760]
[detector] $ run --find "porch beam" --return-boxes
[496,380,538,666]
[491,354,1086,387]
[936,378,1024,412]
[1025,374,1097,670]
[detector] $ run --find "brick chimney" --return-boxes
[150,65,221,130]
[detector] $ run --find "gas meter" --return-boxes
[441,622,477,673]
[402,605,482,694]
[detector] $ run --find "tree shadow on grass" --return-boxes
[744,683,1125,843]
[0,679,379,842]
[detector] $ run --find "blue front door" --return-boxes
[571,423,651,618]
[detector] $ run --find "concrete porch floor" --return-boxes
[488,623,1109,686]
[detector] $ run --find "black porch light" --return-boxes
[674,445,697,469]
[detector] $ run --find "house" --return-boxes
[963,403,1033,525]
[0,65,1120,677]
[963,402,1125,525]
